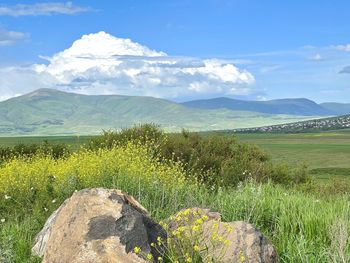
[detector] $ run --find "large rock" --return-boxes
[32,188,166,263]
[167,208,279,263]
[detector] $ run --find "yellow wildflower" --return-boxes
[133,247,141,253]
[193,245,200,251]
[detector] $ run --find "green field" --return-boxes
[234,129,350,180]
[1,129,350,181]
[1,127,349,262]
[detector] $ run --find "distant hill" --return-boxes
[0,89,316,136]
[182,97,333,116]
[233,115,350,133]
[320,103,350,115]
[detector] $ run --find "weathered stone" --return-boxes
[167,208,278,263]
[202,220,279,263]
[32,188,166,263]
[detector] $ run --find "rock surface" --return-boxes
[167,208,279,263]
[203,220,279,263]
[32,188,166,263]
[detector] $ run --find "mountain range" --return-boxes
[0,88,349,136]
[182,97,350,116]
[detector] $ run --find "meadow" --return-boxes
[0,127,349,262]
[2,129,350,181]
[234,129,350,181]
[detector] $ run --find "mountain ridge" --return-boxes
[181,97,336,116]
[0,89,319,136]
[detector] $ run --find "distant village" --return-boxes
[234,115,350,133]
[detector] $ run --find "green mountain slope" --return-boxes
[0,89,319,136]
[320,103,350,115]
[182,97,333,116]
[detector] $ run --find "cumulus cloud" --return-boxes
[0,2,91,17]
[0,31,255,100]
[339,65,350,74]
[0,29,29,46]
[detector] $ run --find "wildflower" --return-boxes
[157,236,163,246]
[52,199,56,203]
[44,207,48,212]
[185,256,192,262]
[224,239,230,245]
[193,245,200,251]
[177,226,185,233]
[4,195,11,200]
[157,256,162,262]
[0,219,5,223]
[195,218,203,225]
[192,225,200,232]
[212,231,218,241]
[151,242,155,247]
[239,251,245,262]
[212,222,219,229]
[224,223,233,233]
[133,247,141,253]
[146,253,153,260]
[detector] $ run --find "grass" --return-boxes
[2,129,350,182]
[234,130,350,181]
[0,141,349,262]
[1,129,350,183]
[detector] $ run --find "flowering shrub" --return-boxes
[133,208,237,263]
[0,141,187,214]
[88,124,311,188]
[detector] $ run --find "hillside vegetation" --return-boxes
[0,89,318,136]
[0,125,349,262]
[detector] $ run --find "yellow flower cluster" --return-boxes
[0,142,186,201]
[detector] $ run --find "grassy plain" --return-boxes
[1,129,350,181]
[234,129,350,181]
[0,129,349,262]
[0,142,349,262]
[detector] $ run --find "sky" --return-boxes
[1,0,350,103]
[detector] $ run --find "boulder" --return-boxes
[202,220,279,263]
[166,208,279,263]
[32,188,166,263]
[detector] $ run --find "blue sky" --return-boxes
[1,0,350,102]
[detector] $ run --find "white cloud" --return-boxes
[0,2,91,17]
[0,31,255,100]
[0,29,29,46]
[308,53,323,61]
[334,45,350,52]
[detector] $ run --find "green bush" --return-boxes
[88,124,311,187]
[0,141,70,164]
